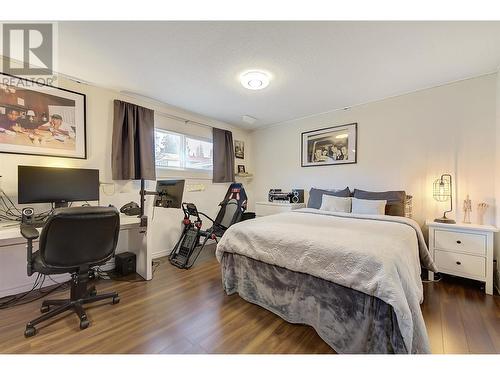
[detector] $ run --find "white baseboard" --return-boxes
[0,274,70,299]
[152,239,216,260]
[152,250,170,259]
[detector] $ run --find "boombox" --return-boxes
[268,189,304,204]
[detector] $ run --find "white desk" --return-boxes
[0,214,152,298]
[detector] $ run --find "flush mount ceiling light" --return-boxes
[240,70,271,90]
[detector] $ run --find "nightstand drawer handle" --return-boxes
[456,261,461,265]
[456,240,462,244]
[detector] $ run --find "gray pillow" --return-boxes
[352,189,406,216]
[307,187,351,209]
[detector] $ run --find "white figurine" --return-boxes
[477,202,488,225]
[463,195,472,224]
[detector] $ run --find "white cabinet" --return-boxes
[427,220,497,295]
[255,201,306,217]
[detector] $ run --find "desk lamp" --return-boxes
[433,173,455,224]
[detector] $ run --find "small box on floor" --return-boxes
[115,252,136,276]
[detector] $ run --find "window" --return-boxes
[155,128,213,171]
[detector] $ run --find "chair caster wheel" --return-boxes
[112,296,120,305]
[40,305,50,313]
[80,319,90,330]
[24,325,37,338]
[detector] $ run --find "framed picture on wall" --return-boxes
[0,73,86,159]
[301,123,357,167]
[234,139,244,159]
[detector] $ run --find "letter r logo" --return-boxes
[2,23,53,75]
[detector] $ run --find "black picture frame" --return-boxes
[0,72,87,159]
[234,139,244,159]
[301,123,357,167]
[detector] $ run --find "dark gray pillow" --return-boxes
[352,189,406,216]
[307,187,351,209]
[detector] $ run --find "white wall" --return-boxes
[495,69,500,289]
[0,72,253,257]
[251,74,497,228]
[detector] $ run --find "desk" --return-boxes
[0,214,152,298]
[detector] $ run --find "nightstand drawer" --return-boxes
[434,250,485,279]
[434,230,486,256]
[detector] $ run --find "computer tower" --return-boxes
[115,252,136,276]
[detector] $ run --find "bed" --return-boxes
[216,208,437,354]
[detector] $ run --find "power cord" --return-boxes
[0,274,70,310]
[422,273,443,283]
[93,259,162,283]
[0,259,162,309]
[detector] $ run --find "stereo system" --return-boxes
[268,189,304,204]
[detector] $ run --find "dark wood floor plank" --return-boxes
[459,287,496,353]
[439,281,470,353]
[0,248,499,354]
[421,281,444,354]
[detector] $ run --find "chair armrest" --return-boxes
[20,224,40,241]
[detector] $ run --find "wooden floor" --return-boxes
[0,247,499,354]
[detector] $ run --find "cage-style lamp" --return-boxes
[433,174,455,224]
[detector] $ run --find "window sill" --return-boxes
[155,167,213,181]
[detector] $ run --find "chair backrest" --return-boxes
[39,206,120,269]
[213,183,247,229]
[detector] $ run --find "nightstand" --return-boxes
[426,220,498,295]
[255,201,306,217]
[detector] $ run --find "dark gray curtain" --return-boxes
[112,100,156,180]
[212,127,235,183]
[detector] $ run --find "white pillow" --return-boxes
[320,195,352,213]
[351,197,386,215]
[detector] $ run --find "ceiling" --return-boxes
[58,21,500,129]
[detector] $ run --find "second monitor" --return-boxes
[155,180,185,209]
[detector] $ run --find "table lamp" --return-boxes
[433,173,455,224]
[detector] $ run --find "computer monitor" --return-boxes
[18,166,99,207]
[154,179,185,208]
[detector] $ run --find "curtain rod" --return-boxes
[154,111,214,130]
[117,90,215,130]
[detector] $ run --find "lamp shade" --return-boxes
[433,175,451,202]
[26,110,35,116]
[433,173,455,224]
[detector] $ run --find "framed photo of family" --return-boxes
[301,123,357,167]
[0,73,87,159]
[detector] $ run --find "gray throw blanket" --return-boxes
[216,209,437,353]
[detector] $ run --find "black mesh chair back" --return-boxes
[213,183,247,230]
[39,206,120,269]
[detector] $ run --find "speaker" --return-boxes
[22,207,35,224]
[291,189,304,204]
[115,252,136,276]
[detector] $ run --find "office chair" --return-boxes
[20,206,121,338]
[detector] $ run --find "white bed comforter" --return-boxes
[216,208,437,353]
